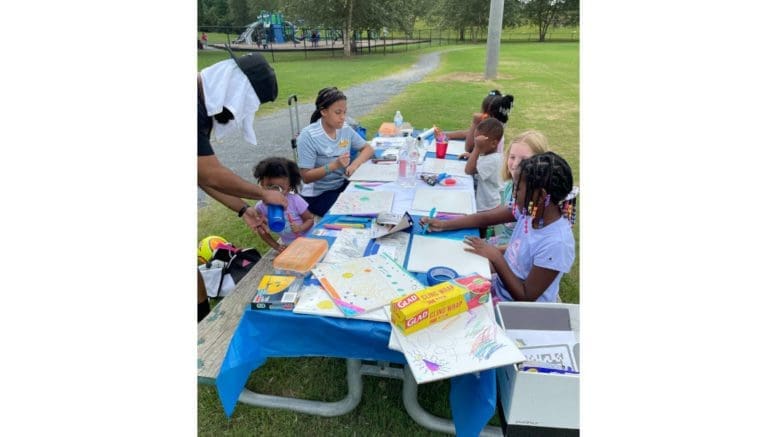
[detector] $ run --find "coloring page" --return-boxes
[312,253,424,316]
[389,303,525,384]
[328,191,395,215]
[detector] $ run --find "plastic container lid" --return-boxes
[272,237,329,275]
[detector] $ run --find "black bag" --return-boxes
[200,246,262,298]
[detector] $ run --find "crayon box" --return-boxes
[390,274,491,335]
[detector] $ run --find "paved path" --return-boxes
[200,51,441,207]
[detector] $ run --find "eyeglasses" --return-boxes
[261,184,285,193]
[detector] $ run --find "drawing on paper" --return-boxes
[293,283,389,322]
[390,304,525,384]
[520,344,578,371]
[321,228,372,264]
[328,191,394,215]
[312,253,423,316]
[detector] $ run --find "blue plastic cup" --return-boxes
[267,204,285,233]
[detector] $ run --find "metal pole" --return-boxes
[484,0,505,80]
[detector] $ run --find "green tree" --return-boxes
[286,0,407,56]
[229,0,251,27]
[516,0,579,42]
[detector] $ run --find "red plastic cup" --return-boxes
[435,141,448,159]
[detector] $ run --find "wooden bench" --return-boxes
[198,251,277,384]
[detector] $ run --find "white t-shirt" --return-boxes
[474,152,502,212]
[492,214,575,302]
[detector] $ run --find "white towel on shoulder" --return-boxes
[200,59,261,145]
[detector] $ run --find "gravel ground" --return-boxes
[200,51,441,207]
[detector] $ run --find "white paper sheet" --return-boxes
[328,191,395,215]
[504,329,579,349]
[406,234,491,278]
[389,304,525,384]
[445,140,467,157]
[347,161,399,182]
[421,158,468,177]
[411,188,475,215]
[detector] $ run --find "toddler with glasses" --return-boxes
[253,157,315,252]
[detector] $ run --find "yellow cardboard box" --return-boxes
[390,274,491,335]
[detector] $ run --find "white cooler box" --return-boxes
[495,302,580,437]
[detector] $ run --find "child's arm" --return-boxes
[464,236,558,301]
[290,209,315,235]
[419,205,514,232]
[464,141,481,175]
[259,229,284,252]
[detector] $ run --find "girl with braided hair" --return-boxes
[297,87,374,216]
[444,89,515,155]
[463,152,576,302]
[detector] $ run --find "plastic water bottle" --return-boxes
[407,135,419,179]
[398,134,416,188]
[394,110,403,134]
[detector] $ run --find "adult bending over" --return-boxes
[297,87,374,216]
[197,52,287,321]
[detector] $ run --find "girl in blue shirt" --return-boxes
[297,87,374,216]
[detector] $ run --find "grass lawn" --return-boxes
[198,41,578,435]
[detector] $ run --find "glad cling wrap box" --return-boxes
[390,274,491,335]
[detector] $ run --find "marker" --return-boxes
[287,212,300,236]
[422,207,437,234]
[353,184,374,191]
[337,216,372,224]
[435,172,448,183]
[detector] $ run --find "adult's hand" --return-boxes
[463,236,501,262]
[242,207,270,235]
[418,217,448,233]
[262,189,288,208]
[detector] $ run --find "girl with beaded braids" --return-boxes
[463,152,576,303]
[444,89,515,155]
[296,87,374,216]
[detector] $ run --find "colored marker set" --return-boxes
[323,216,373,231]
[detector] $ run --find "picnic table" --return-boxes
[198,133,507,436]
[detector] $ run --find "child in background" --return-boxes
[490,130,550,246]
[446,89,515,155]
[463,152,576,303]
[464,118,504,214]
[253,157,315,252]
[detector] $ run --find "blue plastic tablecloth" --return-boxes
[216,309,496,436]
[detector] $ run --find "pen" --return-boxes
[353,184,374,191]
[435,172,448,183]
[422,207,436,233]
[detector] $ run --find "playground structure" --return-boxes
[233,11,303,48]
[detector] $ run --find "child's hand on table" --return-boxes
[463,236,501,262]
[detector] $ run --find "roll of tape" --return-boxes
[426,266,459,286]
